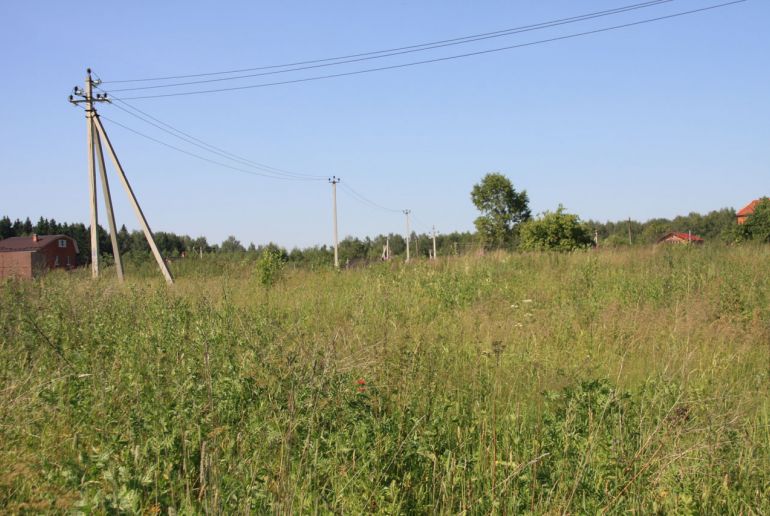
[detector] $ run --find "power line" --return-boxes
[82,94,413,216]
[338,182,402,213]
[109,1,747,100]
[97,114,326,182]
[104,0,675,92]
[99,93,325,181]
[410,213,434,234]
[101,0,673,84]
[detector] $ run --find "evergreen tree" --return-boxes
[22,217,33,235]
[0,216,12,239]
[118,225,131,254]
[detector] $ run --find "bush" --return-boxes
[519,206,593,252]
[737,197,770,242]
[257,247,285,288]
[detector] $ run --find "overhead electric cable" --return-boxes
[338,182,402,213]
[103,0,674,84]
[410,213,434,233]
[99,94,325,180]
[74,102,407,216]
[97,114,327,182]
[104,0,675,92]
[110,1,746,100]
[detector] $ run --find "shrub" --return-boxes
[519,206,593,252]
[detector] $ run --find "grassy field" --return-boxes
[1,246,769,513]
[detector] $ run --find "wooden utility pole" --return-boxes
[71,69,174,284]
[432,225,437,261]
[403,210,411,263]
[329,176,340,268]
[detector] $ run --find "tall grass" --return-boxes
[1,246,768,513]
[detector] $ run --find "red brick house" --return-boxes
[657,232,704,245]
[0,234,79,279]
[737,199,763,224]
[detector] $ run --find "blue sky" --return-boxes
[0,0,767,248]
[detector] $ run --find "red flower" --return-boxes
[357,378,366,385]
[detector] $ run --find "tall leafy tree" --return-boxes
[471,173,531,249]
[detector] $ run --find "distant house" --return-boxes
[657,232,704,245]
[0,234,79,279]
[737,199,763,224]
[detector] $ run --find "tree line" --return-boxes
[1,175,767,266]
[0,215,477,267]
[469,173,768,250]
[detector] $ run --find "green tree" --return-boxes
[0,216,12,239]
[220,235,245,253]
[471,173,531,249]
[640,219,671,244]
[22,217,33,235]
[519,206,593,252]
[739,198,770,242]
[117,225,131,254]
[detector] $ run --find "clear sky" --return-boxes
[1,0,768,249]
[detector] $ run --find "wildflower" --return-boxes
[510,304,519,309]
[524,313,533,318]
[356,378,367,393]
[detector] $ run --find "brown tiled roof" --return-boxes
[0,235,78,253]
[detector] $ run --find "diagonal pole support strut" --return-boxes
[93,115,174,285]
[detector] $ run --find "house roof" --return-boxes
[0,235,79,253]
[737,199,761,217]
[658,232,704,243]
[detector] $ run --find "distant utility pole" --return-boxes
[627,218,632,246]
[403,210,411,263]
[329,176,340,268]
[432,225,437,261]
[70,68,174,285]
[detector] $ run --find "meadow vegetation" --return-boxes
[1,245,769,513]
